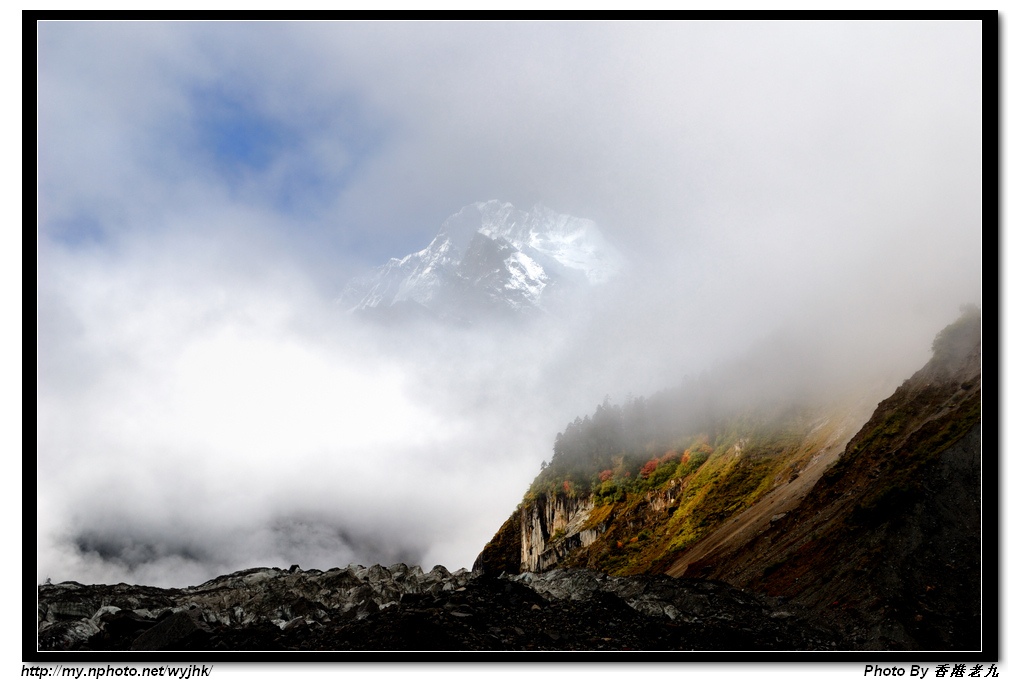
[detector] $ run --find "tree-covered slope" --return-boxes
[477,350,891,577]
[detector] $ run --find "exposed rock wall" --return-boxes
[515,479,688,574]
[520,494,596,572]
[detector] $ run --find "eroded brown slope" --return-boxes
[678,311,982,650]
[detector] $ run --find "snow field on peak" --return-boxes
[477,205,622,286]
[502,251,549,306]
[339,201,621,315]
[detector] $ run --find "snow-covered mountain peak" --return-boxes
[338,202,622,320]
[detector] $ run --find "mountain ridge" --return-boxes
[337,201,622,321]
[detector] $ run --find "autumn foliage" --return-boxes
[683,441,715,464]
[599,469,614,482]
[640,458,660,479]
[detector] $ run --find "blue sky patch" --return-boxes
[187,84,385,219]
[191,85,291,175]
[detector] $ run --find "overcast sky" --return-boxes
[36,21,982,588]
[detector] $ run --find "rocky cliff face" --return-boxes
[475,493,599,575]
[520,493,597,572]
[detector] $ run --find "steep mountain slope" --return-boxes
[338,201,622,322]
[476,309,983,650]
[692,307,983,650]
[475,392,883,577]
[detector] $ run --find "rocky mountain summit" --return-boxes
[337,201,622,322]
[38,563,844,652]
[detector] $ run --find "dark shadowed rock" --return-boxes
[131,610,212,651]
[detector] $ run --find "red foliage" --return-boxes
[681,452,691,465]
[563,480,571,493]
[660,450,680,463]
[599,469,614,482]
[640,458,660,478]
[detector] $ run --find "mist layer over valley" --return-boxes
[36,21,982,590]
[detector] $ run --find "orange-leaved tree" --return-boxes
[640,458,660,479]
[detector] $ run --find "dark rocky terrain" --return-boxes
[38,564,844,652]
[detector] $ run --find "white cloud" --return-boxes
[36,20,983,587]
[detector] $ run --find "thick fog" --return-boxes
[36,21,982,588]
